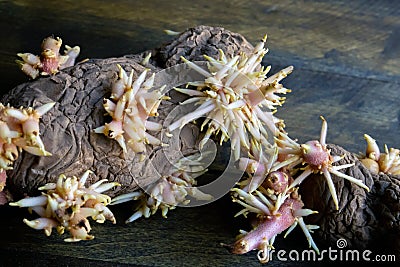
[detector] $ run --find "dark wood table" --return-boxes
[0,1,399,266]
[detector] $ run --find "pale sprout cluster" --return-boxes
[231,140,320,262]
[94,64,167,159]
[359,134,400,175]
[94,63,215,224]
[168,35,292,160]
[0,102,54,191]
[111,153,213,223]
[272,118,370,210]
[230,190,319,263]
[10,170,119,242]
[17,36,80,79]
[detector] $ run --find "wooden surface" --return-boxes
[0,0,399,266]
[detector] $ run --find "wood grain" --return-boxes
[0,0,399,266]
